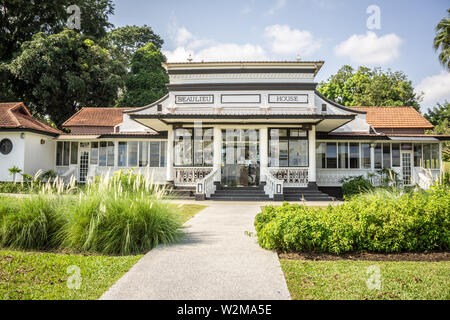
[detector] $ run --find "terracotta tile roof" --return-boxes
[62,107,135,128]
[0,102,62,135]
[350,107,434,129]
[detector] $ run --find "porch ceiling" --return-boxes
[131,114,354,132]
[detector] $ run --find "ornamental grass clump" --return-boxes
[255,184,450,254]
[0,195,62,250]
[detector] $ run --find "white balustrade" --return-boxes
[262,168,284,199]
[196,169,219,198]
[174,167,213,186]
[269,168,309,187]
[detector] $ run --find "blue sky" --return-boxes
[110,0,450,111]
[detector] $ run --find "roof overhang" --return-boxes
[56,135,100,140]
[130,114,355,132]
[388,136,439,141]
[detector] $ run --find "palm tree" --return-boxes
[8,166,22,184]
[434,9,450,70]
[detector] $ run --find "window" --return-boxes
[374,144,382,169]
[90,142,98,165]
[56,141,70,166]
[431,144,440,169]
[338,143,348,169]
[383,144,391,169]
[160,141,167,167]
[128,141,138,167]
[326,143,337,168]
[174,128,213,167]
[70,142,78,165]
[392,144,400,167]
[269,129,308,167]
[361,143,370,169]
[349,143,360,169]
[316,143,326,168]
[414,144,422,167]
[118,142,127,167]
[150,141,160,167]
[0,139,13,155]
[139,141,149,167]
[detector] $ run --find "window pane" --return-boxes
[289,140,308,167]
[269,139,280,167]
[326,143,337,169]
[107,142,114,166]
[349,143,360,169]
[160,141,167,167]
[139,141,149,167]
[423,144,431,169]
[392,144,400,167]
[338,143,348,169]
[290,129,307,137]
[90,142,98,165]
[414,144,422,167]
[63,142,70,166]
[279,140,289,167]
[56,142,63,166]
[361,143,370,169]
[128,141,138,167]
[70,142,78,165]
[431,144,439,169]
[374,143,382,169]
[401,143,413,151]
[316,143,326,169]
[99,142,107,166]
[118,142,127,167]
[174,129,192,166]
[383,144,391,169]
[203,139,213,166]
[150,141,160,167]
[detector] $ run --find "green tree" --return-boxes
[107,25,164,59]
[318,65,422,111]
[0,0,114,62]
[8,30,127,126]
[118,43,168,108]
[434,9,450,70]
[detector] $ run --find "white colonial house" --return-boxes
[0,61,448,200]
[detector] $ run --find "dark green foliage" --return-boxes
[433,9,450,70]
[255,185,450,254]
[341,176,374,198]
[317,65,422,111]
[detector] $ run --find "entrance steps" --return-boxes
[209,186,271,201]
[283,187,334,202]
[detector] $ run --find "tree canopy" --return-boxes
[7,30,127,126]
[317,65,423,111]
[118,43,168,108]
[434,9,450,70]
[0,0,114,62]
[425,101,450,161]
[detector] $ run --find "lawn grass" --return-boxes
[280,259,450,300]
[444,161,450,173]
[174,204,207,224]
[0,249,142,300]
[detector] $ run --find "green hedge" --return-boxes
[255,185,450,254]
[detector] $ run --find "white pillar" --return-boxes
[439,142,443,174]
[260,127,268,182]
[166,125,174,182]
[308,125,316,183]
[213,127,222,182]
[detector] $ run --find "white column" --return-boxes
[308,125,316,183]
[166,125,174,182]
[370,143,375,172]
[260,127,268,182]
[213,127,222,182]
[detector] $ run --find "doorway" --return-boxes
[79,143,90,183]
[401,151,413,186]
[221,129,260,187]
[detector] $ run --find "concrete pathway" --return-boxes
[101,202,291,300]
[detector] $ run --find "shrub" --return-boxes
[0,196,61,250]
[255,185,450,254]
[341,176,373,198]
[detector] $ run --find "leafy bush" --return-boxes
[0,196,61,250]
[255,185,450,254]
[341,176,373,198]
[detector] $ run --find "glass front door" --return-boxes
[221,129,260,187]
[401,152,413,186]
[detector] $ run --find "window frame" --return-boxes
[268,128,309,168]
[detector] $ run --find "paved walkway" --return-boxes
[101,202,291,300]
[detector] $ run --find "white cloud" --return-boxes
[415,71,450,110]
[267,0,286,15]
[334,31,402,64]
[264,24,321,56]
[164,27,268,62]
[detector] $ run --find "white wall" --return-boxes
[23,132,56,178]
[0,132,25,182]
